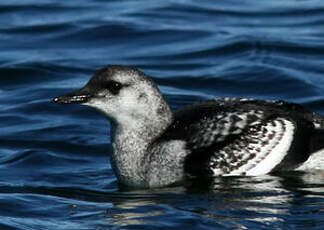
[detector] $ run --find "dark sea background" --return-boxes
[1,0,324,229]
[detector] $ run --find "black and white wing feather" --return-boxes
[206,117,301,176]
[163,98,315,178]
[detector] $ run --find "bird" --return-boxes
[53,65,324,188]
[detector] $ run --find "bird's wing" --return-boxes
[159,99,315,177]
[186,110,264,149]
[184,114,314,177]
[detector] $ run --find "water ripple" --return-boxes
[0,0,324,229]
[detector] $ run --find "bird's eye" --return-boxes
[106,81,123,95]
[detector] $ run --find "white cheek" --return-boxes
[83,93,140,118]
[84,97,117,115]
[119,90,147,110]
[83,85,155,122]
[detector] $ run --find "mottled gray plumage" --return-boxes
[53,65,324,188]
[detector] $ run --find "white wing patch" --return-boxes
[209,118,296,176]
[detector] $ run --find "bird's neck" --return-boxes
[109,106,173,187]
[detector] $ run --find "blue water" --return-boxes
[1,0,324,229]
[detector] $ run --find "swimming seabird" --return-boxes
[53,65,324,188]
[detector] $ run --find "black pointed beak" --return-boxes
[52,89,93,104]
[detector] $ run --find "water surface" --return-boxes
[0,0,324,229]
